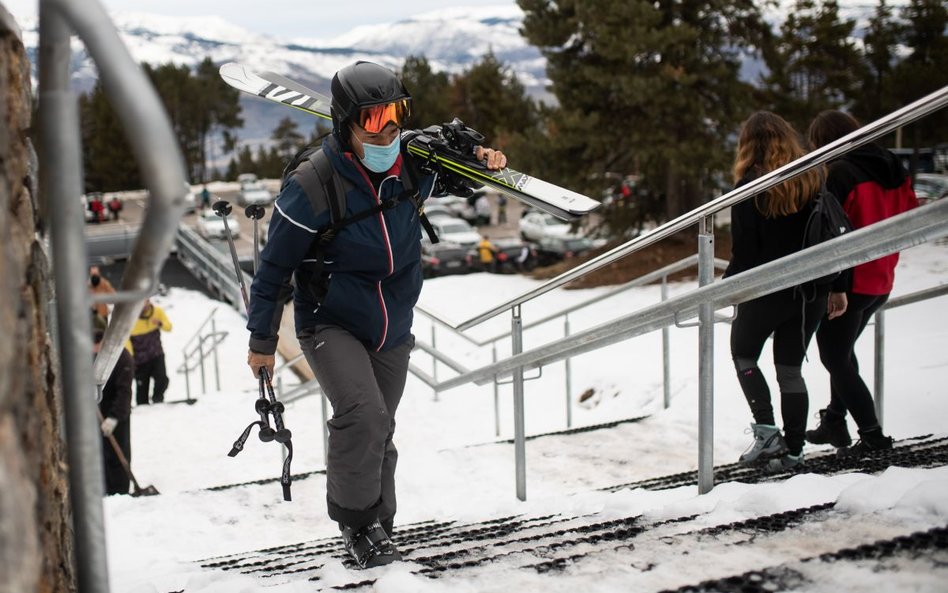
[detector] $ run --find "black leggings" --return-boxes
[816,292,888,431]
[731,289,827,454]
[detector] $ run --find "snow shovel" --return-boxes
[97,410,160,496]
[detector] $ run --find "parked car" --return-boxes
[487,236,537,273]
[914,173,948,204]
[533,235,595,267]
[237,178,273,206]
[196,209,240,241]
[519,211,574,242]
[421,204,458,221]
[430,217,481,248]
[435,195,478,224]
[421,240,474,278]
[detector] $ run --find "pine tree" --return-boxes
[399,55,452,130]
[762,0,865,130]
[854,0,903,122]
[519,0,770,222]
[448,51,537,147]
[79,82,142,191]
[271,116,305,160]
[194,58,243,183]
[890,0,948,153]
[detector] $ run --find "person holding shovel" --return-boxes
[93,316,135,495]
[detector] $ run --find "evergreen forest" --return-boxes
[76,0,947,237]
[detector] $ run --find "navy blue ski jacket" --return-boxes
[247,134,438,354]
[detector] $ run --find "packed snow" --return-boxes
[105,239,948,592]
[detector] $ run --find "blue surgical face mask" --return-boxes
[359,134,400,173]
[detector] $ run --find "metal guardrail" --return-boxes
[176,307,229,401]
[177,225,251,314]
[38,0,189,591]
[456,85,948,332]
[411,85,948,501]
[415,254,731,347]
[411,254,731,433]
[873,282,948,424]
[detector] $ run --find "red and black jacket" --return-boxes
[825,144,918,295]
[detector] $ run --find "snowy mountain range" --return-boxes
[11,2,905,149]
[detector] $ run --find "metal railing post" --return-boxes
[182,347,191,401]
[493,343,501,437]
[511,305,527,501]
[874,308,886,426]
[697,216,715,494]
[39,3,110,590]
[564,314,573,428]
[198,334,206,394]
[431,324,439,401]
[211,317,221,391]
[661,276,671,409]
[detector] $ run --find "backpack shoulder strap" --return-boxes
[400,153,439,244]
[289,148,347,226]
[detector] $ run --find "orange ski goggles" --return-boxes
[357,99,411,133]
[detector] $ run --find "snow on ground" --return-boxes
[106,240,948,592]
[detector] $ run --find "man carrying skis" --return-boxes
[245,61,506,569]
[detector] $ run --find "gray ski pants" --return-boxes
[299,324,413,530]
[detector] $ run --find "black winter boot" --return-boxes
[805,408,852,447]
[837,427,893,459]
[341,519,402,569]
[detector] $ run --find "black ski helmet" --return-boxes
[331,61,411,145]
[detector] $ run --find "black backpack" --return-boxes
[801,183,853,286]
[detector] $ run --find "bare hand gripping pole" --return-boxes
[213,200,294,501]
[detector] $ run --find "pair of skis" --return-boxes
[218,63,600,222]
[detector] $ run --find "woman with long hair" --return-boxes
[724,111,827,471]
[805,110,917,457]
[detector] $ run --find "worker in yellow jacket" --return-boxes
[478,235,497,273]
[130,299,172,404]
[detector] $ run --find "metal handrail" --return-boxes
[430,198,948,391]
[882,283,948,310]
[455,85,948,331]
[873,282,948,423]
[39,1,189,592]
[415,254,729,348]
[180,307,221,357]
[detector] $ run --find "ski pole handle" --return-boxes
[255,372,276,442]
[260,367,292,443]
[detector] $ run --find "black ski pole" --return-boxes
[245,204,266,275]
[214,200,293,500]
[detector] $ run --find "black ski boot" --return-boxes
[837,427,893,459]
[805,408,852,447]
[341,519,402,569]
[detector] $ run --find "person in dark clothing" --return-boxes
[725,111,828,472]
[130,298,172,405]
[245,61,507,569]
[805,110,918,457]
[93,323,135,495]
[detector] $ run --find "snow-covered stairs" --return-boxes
[185,434,948,592]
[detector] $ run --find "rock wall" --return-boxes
[0,5,76,593]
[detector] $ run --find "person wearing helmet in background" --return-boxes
[245,61,507,569]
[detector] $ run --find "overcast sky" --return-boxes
[3,0,518,38]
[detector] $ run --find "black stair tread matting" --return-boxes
[656,524,948,593]
[182,434,948,591]
[602,434,948,493]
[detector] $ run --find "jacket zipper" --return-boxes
[347,154,398,351]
